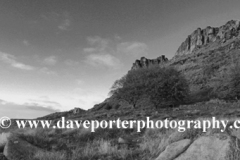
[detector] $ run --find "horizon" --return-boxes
[1,0,240,119]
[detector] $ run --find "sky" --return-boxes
[1,0,240,119]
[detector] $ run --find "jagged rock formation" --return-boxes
[131,55,168,70]
[175,20,240,57]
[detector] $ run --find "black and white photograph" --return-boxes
[1,0,240,159]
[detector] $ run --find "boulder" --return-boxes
[3,136,41,160]
[155,139,191,160]
[168,131,189,144]
[175,135,231,160]
[0,132,12,152]
[229,128,240,139]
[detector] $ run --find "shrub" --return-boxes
[110,67,189,109]
[110,69,148,108]
[145,67,189,108]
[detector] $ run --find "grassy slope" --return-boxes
[2,100,240,160]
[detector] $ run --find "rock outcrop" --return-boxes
[175,20,240,57]
[155,131,235,160]
[175,135,231,160]
[155,139,192,160]
[72,107,83,114]
[131,55,168,70]
[0,132,11,152]
[3,136,40,160]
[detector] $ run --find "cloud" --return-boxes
[0,52,57,75]
[69,88,106,110]
[0,99,7,105]
[83,36,122,68]
[86,36,109,50]
[117,42,148,56]
[41,11,71,31]
[41,12,60,21]
[83,48,97,53]
[39,67,57,75]
[0,52,35,71]
[38,96,50,101]
[76,79,84,85]
[83,36,148,68]
[43,56,57,65]
[85,54,121,68]
[23,40,30,46]
[0,99,60,119]
[27,99,62,108]
[64,59,79,66]
[58,19,71,31]
[25,105,60,112]
[58,12,71,31]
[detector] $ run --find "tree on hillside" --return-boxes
[145,67,189,108]
[109,75,126,96]
[110,66,189,109]
[109,69,147,108]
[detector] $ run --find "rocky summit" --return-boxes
[175,20,240,57]
[131,20,240,73]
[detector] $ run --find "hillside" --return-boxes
[2,20,240,160]
[93,20,240,111]
[22,20,240,123]
[40,20,240,120]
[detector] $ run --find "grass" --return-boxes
[33,150,66,160]
[71,139,135,160]
[3,99,240,160]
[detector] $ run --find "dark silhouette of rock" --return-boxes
[131,55,168,70]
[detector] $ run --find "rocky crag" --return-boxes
[131,55,168,70]
[131,20,240,71]
[175,20,240,57]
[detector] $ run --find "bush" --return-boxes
[110,67,189,109]
[110,69,148,108]
[145,67,189,108]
